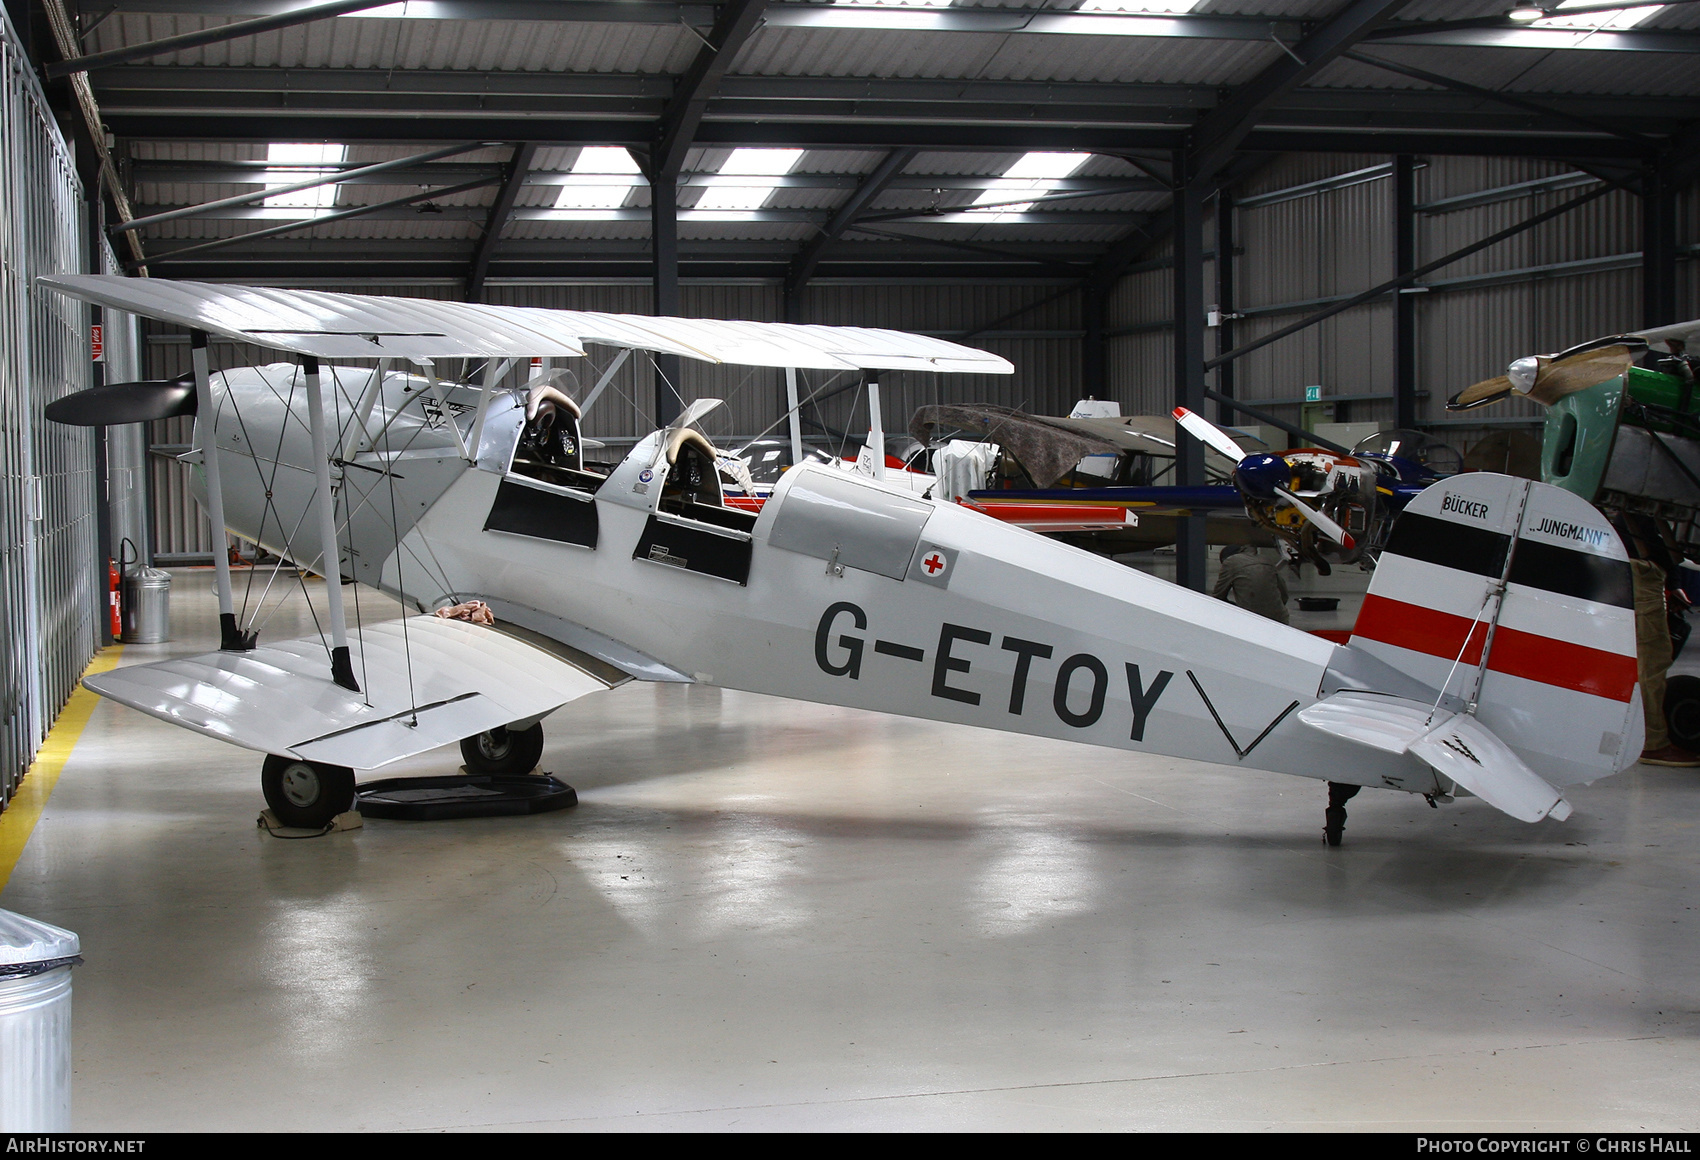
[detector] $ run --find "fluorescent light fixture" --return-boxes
[1507,5,1546,20]
[968,152,1091,220]
[692,148,804,213]
[831,0,951,6]
[1534,0,1665,30]
[1077,0,1205,11]
[262,143,346,210]
[554,146,643,213]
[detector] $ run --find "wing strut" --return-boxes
[785,367,804,468]
[192,330,254,652]
[302,355,360,691]
[864,372,886,481]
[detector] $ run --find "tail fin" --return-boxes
[1349,472,1643,786]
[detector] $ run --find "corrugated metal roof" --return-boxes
[95,0,1700,292]
[1312,42,1700,96]
[90,14,701,73]
[732,24,1278,84]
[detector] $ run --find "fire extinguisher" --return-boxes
[111,537,137,643]
[107,557,121,640]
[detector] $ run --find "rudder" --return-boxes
[1349,472,1642,787]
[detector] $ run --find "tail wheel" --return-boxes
[460,722,545,777]
[1664,676,1700,751]
[261,755,356,829]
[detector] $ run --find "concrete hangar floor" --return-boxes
[2,571,1697,1132]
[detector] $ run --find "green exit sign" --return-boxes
[1304,385,1321,402]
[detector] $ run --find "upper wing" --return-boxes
[39,275,1014,373]
[85,616,623,771]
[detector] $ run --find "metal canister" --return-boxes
[121,565,172,644]
[0,910,80,1130]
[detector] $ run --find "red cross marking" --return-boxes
[922,552,946,575]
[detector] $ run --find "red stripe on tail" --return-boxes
[1352,593,1637,703]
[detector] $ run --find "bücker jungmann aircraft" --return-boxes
[43,276,1643,844]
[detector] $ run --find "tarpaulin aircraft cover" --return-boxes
[38,275,1015,373]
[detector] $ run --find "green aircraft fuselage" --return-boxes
[1543,365,1690,501]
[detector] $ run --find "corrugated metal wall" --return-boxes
[0,10,97,806]
[1103,154,1694,459]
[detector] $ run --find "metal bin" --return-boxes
[0,910,80,1131]
[122,565,172,644]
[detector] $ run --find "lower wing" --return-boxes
[86,615,626,770]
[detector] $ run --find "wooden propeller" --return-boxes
[1446,344,1635,412]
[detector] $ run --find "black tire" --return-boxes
[262,755,356,829]
[1665,675,1700,751]
[460,722,545,777]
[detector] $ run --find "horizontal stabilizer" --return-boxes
[85,616,611,770]
[1299,691,1572,822]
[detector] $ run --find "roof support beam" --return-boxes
[467,142,536,302]
[1188,0,1414,182]
[114,141,491,233]
[1643,164,1680,329]
[1171,154,1208,591]
[647,0,768,426]
[99,114,1655,159]
[1341,50,1655,144]
[651,0,771,183]
[47,0,395,77]
[130,175,502,268]
[1393,154,1418,431]
[784,146,915,321]
[847,226,1091,277]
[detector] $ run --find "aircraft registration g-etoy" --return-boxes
[43,276,1643,844]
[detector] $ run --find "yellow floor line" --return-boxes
[0,646,124,894]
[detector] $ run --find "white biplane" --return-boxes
[43,276,1644,843]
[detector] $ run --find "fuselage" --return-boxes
[197,366,1446,796]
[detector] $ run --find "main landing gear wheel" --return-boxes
[460,722,545,777]
[1323,781,1361,847]
[262,755,357,829]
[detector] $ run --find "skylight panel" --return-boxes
[693,149,805,214]
[968,152,1091,220]
[1534,0,1665,31]
[554,147,643,213]
[1076,0,1206,11]
[262,143,346,210]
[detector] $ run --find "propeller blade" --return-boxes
[43,376,196,426]
[1275,487,1354,550]
[1528,343,1634,406]
[1446,375,1515,412]
[1172,406,1247,465]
